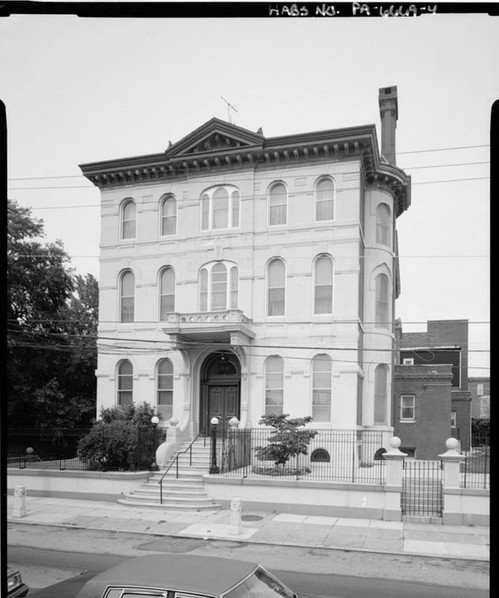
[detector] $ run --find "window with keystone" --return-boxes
[157,358,173,420]
[312,354,332,421]
[265,356,284,416]
[120,270,135,323]
[201,185,240,231]
[315,177,335,221]
[268,182,287,226]
[199,262,238,311]
[314,255,333,314]
[159,267,175,320]
[121,199,136,239]
[267,258,285,316]
[161,195,177,236]
[117,360,133,406]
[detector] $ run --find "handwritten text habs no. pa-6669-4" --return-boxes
[268,3,438,17]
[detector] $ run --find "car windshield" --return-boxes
[223,568,294,598]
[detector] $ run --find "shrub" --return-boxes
[77,402,159,470]
[254,414,318,469]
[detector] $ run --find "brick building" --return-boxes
[394,319,472,457]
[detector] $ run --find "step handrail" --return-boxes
[158,433,206,504]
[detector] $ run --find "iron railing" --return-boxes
[461,432,489,489]
[7,426,157,472]
[215,428,387,485]
[158,434,207,503]
[402,460,443,517]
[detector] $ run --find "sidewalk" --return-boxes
[7,495,489,562]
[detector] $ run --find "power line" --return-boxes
[7,143,490,182]
[8,174,490,193]
[7,329,490,354]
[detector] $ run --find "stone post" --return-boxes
[12,485,27,518]
[382,437,407,521]
[439,437,466,525]
[229,497,242,536]
[439,437,465,488]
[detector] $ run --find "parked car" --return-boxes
[7,566,29,598]
[29,554,298,598]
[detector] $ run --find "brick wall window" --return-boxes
[400,395,415,422]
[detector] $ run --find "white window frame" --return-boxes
[264,356,284,416]
[120,270,135,323]
[312,354,332,422]
[267,258,286,317]
[120,198,136,240]
[375,203,391,246]
[374,364,388,425]
[314,177,335,222]
[402,358,414,365]
[160,195,177,236]
[156,358,174,420]
[314,254,334,315]
[400,395,415,422]
[159,267,175,321]
[117,360,133,406]
[375,273,390,329]
[200,185,240,231]
[268,182,288,226]
[199,261,238,312]
[451,410,457,428]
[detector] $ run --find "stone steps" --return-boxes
[118,438,220,510]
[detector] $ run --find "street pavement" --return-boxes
[6,495,489,562]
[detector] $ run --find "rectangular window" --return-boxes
[400,395,415,421]
[121,298,134,323]
[477,383,484,396]
[402,358,414,365]
[268,288,285,316]
[451,410,457,428]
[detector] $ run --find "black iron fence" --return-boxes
[402,460,443,517]
[7,426,158,472]
[461,432,490,489]
[216,428,387,484]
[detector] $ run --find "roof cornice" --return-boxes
[80,120,411,216]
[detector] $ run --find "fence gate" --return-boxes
[402,460,443,518]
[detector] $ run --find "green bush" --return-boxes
[77,402,159,470]
[254,414,318,468]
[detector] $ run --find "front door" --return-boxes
[208,385,239,437]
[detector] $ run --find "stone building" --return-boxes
[80,87,411,454]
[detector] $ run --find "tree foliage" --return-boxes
[254,414,319,468]
[7,199,98,429]
[77,403,160,470]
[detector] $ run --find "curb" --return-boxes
[7,517,490,563]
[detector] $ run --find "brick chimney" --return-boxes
[378,86,398,165]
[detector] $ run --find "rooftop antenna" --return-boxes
[221,96,238,124]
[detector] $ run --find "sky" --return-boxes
[2,6,494,377]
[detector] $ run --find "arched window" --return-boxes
[315,178,335,221]
[267,259,285,316]
[311,449,330,463]
[211,262,227,310]
[265,356,284,416]
[201,186,240,231]
[121,199,136,239]
[161,195,177,236]
[314,255,333,314]
[157,359,173,420]
[268,183,287,226]
[120,270,135,322]
[312,354,332,421]
[199,262,238,311]
[374,364,388,425]
[159,267,175,320]
[376,203,391,245]
[117,360,133,405]
[375,273,389,329]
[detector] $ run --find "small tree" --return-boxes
[254,414,318,471]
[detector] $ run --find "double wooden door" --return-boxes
[207,385,239,437]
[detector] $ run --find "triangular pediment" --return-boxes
[165,117,264,158]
